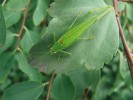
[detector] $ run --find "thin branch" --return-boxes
[46,71,56,100]
[118,0,133,3]
[114,0,118,13]
[83,88,89,100]
[16,0,31,49]
[113,0,133,80]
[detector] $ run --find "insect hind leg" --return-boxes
[69,12,82,30]
[48,33,56,48]
[60,50,71,55]
[57,51,71,61]
[78,35,95,41]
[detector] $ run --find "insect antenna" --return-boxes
[52,33,56,43]
[68,12,82,30]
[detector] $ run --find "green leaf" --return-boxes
[0,1,4,4]
[0,5,6,46]
[111,89,133,100]
[33,0,49,25]
[104,0,113,5]
[104,0,125,12]
[126,3,133,22]
[119,51,132,87]
[16,51,42,82]
[5,0,29,10]
[119,51,129,79]
[92,77,112,100]
[97,51,133,100]
[3,81,44,100]
[0,30,15,54]
[117,2,126,12]
[51,74,75,100]
[30,0,119,73]
[3,7,21,28]
[0,53,14,83]
[112,70,125,93]
[0,79,12,91]
[21,30,41,53]
[67,68,100,100]
[2,0,29,28]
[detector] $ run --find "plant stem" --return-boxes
[16,0,30,49]
[83,88,89,100]
[113,0,133,80]
[46,71,56,100]
[118,0,133,3]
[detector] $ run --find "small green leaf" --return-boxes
[3,7,21,28]
[0,79,12,91]
[126,3,133,22]
[119,51,132,87]
[16,51,42,82]
[21,30,41,53]
[119,51,129,79]
[51,74,75,100]
[6,0,29,10]
[111,89,133,100]
[3,81,44,100]
[117,2,126,12]
[0,53,14,83]
[0,4,6,46]
[68,68,100,100]
[0,30,15,54]
[2,0,29,28]
[104,0,113,5]
[92,77,112,100]
[33,0,49,25]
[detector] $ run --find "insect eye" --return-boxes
[67,35,70,37]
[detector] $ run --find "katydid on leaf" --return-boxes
[50,6,113,54]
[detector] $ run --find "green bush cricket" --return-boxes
[50,6,113,54]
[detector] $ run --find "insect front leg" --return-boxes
[53,33,56,43]
[57,51,71,61]
[57,54,61,61]
[48,33,56,48]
